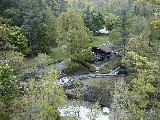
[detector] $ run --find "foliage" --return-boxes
[75,49,94,62]
[83,8,105,33]
[64,49,95,74]
[2,7,22,26]
[4,25,29,54]
[126,31,151,58]
[56,11,92,60]
[45,0,67,16]
[34,23,52,53]
[0,51,26,76]
[48,48,66,63]
[139,0,160,5]
[118,56,159,119]
[34,53,52,68]
[79,61,96,73]
[64,61,89,75]
[11,69,66,120]
[74,49,96,72]
[138,0,160,28]
[14,0,65,54]
[109,29,122,47]
[128,16,150,36]
[105,13,121,31]
[100,56,122,74]
[0,61,19,119]
[111,0,160,115]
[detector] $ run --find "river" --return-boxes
[58,100,110,120]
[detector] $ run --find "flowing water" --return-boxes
[58,100,110,120]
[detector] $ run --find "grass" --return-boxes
[89,35,109,47]
[99,56,122,74]
[81,77,116,86]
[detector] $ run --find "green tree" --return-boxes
[128,15,150,36]
[0,61,19,119]
[67,0,94,12]
[10,69,66,120]
[110,1,160,119]
[0,17,11,50]
[111,52,160,119]
[83,8,105,34]
[0,51,26,76]
[109,29,122,48]
[17,0,60,54]
[45,0,67,16]
[4,25,29,54]
[2,8,22,26]
[105,13,120,31]
[126,31,151,59]
[57,11,92,60]
[124,52,159,119]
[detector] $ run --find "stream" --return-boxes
[58,100,110,120]
[55,60,120,119]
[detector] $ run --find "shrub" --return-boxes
[63,61,88,75]
[75,49,95,62]
[80,61,96,72]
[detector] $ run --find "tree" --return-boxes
[0,53,67,119]
[10,69,66,120]
[128,15,150,36]
[124,52,159,119]
[56,11,92,60]
[121,9,128,56]
[0,51,26,76]
[4,25,29,54]
[109,29,122,48]
[110,1,160,119]
[0,61,19,119]
[105,13,120,31]
[67,0,94,12]
[111,52,160,119]
[83,8,105,33]
[45,0,67,16]
[2,7,22,26]
[126,31,151,59]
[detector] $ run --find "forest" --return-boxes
[0,0,160,120]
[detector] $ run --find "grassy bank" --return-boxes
[99,56,122,74]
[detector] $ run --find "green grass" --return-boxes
[81,77,117,86]
[81,78,106,86]
[99,56,122,74]
[89,35,109,47]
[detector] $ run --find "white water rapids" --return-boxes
[58,102,110,120]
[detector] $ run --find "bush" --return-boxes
[80,61,96,72]
[64,49,96,74]
[63,61,89,75]
[75,49,95,62]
